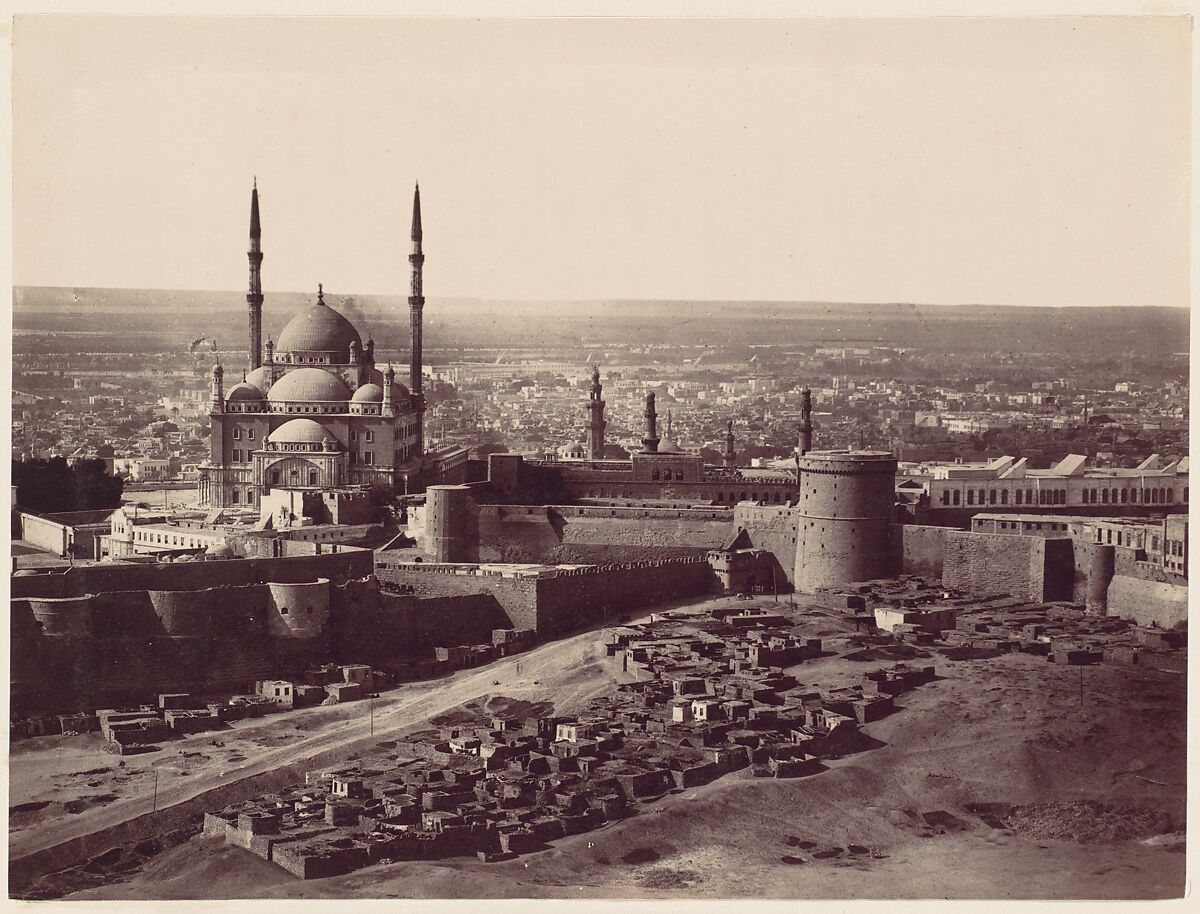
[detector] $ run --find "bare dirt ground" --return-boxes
[12,595,1186,900]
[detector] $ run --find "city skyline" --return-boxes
[13,16,1191,308]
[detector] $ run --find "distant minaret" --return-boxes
[247,179,264,370]
[587,365,606,460]
[723,419,736,468]
[799,385,814,456]
[409,183,425,462]
[642,391,660,454]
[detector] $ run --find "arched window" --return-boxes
[1000,489,1008,504]
[952,489,960,505]
[1015,489,1023,505]
[1102,489,1109,503]
[1120,488,1128,503]
[675,470,684,481]
[989,489,997,505]
[652,469,660,480]
[967,490,975,505]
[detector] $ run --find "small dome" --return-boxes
[266,368,351,403]
[275,298,363,359]
[227,382,264,402]
[352,383,384,403]
[658,439,683,454]
[268,417,334,445]
[245,366,272,395]
[206,544,234,558]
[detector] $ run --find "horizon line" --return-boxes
[11,285,1190,311]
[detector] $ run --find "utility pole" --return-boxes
[152,768,159,812]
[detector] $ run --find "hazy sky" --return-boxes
[13,16,1191,306]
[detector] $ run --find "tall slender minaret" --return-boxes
[641,391,660,454]
[247,179,264,370]
[409,183,425,462]
[587,365,606,460]
[723,419,737,468]
[409,183,424,395]
[798,385,814,455]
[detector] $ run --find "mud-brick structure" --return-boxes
[794,450,898,592]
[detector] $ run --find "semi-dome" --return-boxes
[352,382,383,403]
[245,366,272,395]
[268,417,333,444]
[352,380,411,405]
[274,293,363,359]
[226,382,264,401]
[266,367,351,403]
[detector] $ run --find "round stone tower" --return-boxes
[425,484,479,563]
[793,449,898,592]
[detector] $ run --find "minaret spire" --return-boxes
[247,180,264,370]
[641,391,660,454]
[587,365,606,460]
[724,419,737,468]
[409,182,426,460]
[798,385,814,456]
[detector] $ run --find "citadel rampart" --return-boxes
[732,503,799,586]
[942,530,1077,604]
[9,557,508,713]
[374,557,716,636]
[476,504,731,565]
[1106,547,1188,629]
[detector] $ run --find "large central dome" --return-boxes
[275,289,363,360]
[267,367,352,403]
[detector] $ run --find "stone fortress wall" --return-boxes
[9,552,504,714]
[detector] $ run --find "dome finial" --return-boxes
[317,283,324,305]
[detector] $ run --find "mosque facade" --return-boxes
[197,183,465,508]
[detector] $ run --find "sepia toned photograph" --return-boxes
[6,11,1191,904]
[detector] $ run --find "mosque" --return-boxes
[197,183,467,508]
